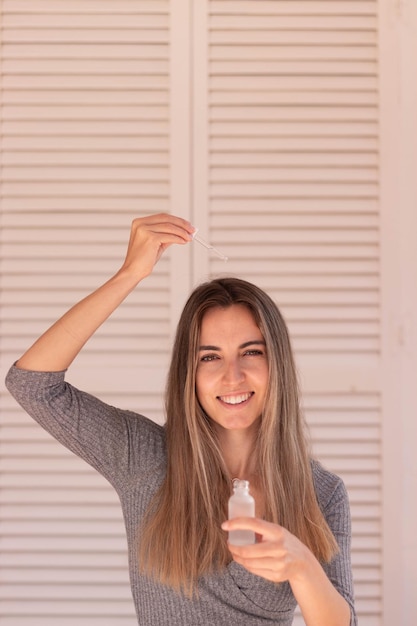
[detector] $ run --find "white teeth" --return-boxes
[219,393,252,405]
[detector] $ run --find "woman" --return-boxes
[6,213,357,625]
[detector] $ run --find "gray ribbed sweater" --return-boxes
[6,365,357,625]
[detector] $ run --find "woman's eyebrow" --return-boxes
[198,340,265,351]
[239,340,266,349]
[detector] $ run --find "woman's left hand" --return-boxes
[222,518,352,626]
[221,517,311,584]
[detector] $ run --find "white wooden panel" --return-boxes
[0,1,171,624]
[190,1,382,624]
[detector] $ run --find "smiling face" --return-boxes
[195,304,269,434]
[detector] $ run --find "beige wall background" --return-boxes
[0,1,416,625]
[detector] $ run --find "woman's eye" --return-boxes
[243,349,264,357]
[200,354,219,362]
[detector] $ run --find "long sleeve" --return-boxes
[5,364,166,494]
[313,461,357,626]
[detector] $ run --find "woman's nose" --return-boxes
[222,359,245,384]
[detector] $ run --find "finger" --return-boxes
[135,213,195,239]
[222,517,283,542]
[229,544,292,584]
[231,556,286,583]
[142,222,194,246]
[227,533,290,573]
[228,540,285,560]
[227,536,292,570]
[137,212,192,228]
[232,551,282,570]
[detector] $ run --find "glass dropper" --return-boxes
[192,230,229,261]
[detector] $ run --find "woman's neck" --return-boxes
[216,427,258,480]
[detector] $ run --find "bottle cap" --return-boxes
[232,479,249,490]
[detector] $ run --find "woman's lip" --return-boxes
[216,392,254,405]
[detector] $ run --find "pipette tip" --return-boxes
[192,231,228,262]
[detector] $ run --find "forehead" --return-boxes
[200,305,262,338]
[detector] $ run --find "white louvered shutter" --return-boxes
[192,2,381,624]
[2,1,411,625]
[0,1,174,624]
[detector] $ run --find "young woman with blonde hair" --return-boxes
[6,213,357,625]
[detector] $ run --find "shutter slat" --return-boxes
[3,14,169,29]
[4,105,169,120]
[3,43,169,58]
[3,28,169,44]
[4,169,168,184]
[1,569,130,584]
[210,30,376,45]
[211,44,377,61]
[4,59,169,74]
[209,15,376,30]
[3,0,168,12]
[0,600,135,616]
[3,152,169,166]
[210,1,377,16]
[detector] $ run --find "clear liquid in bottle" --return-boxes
[228,479,255,545]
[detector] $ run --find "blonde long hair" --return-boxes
[139,277,338,593]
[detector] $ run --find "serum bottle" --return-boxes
[228,479,255,545]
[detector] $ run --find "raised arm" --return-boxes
[16,214,194,372]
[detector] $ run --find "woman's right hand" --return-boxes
[118,213,195,281]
